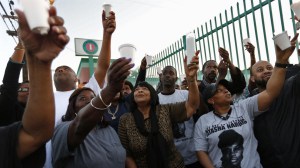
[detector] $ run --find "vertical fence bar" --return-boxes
[225,10,233,61]
[215,16,220,48]
[176,41,182,75]
[180,38,185,74]
[237,3,246,70]
[243,0,250,38]
[172,44,177,74]
[231,6,240,67]
[268,0,275,34]
[197,27,204,66]
[289,0,300,62]
[251,0,262,60]
[278,0,285,31]
[220,13,226,48]
[205,22,212,60]
[259,0,270,62]
[162,50,166,68]
[166,48,170,66]
[201,25,208,61]
[210,20,217,60]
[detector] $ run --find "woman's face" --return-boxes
[134,86,151,105]
[212,85,232,105]
[75,90,95,113]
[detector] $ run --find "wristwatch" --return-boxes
[275,62,292,68]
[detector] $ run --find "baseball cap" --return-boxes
[202,79,230,103]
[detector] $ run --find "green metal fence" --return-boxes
[145,0,300,86]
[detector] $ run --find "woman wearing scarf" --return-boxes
[118,52,200,168]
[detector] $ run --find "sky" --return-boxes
[0,0,241,82]
[0,0,299,84]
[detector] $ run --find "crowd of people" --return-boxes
[1,5,300,168]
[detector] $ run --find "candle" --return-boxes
[186,32,196,64]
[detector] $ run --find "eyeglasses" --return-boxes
[18,87,29,92]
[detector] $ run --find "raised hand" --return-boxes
[16,6,69,63]
[102,11,116,35]
[245,42,255,55]
[275,33,299,64]
[218,47,230,62]
[140,57,147,70]
[184,50,200,81]
[218,60,228,78]
[106,58,134,94]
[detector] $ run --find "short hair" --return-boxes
[202,60,217,72]
[124,80,133,91]
[218,129,244,149]
[163,66,177,77]
[55,65,76,75]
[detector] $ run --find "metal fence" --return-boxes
[145,0,299,86]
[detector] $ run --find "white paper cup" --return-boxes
[156,66,162,74]
[243,38,251,45]
[273,31,291,50]
[103,3,112,17]
[291,2,300,19]
[145,55,153,66]
[119,43,136,60]
[19,0,49,35]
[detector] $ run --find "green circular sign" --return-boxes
[83,40,98,55]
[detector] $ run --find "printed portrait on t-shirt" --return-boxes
[218,129,244,168]
[172,122,186,138]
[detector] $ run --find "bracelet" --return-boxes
[90,97,108,110]
[14,47,25,50]
[98,90,111,107]
[275,62,292,69]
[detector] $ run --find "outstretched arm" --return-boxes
[184,51,200,118]
[0,42,25,126]
[67,58,133,149]
[258,33,299,111]
[219,47,246,94]
[134,57,147,87]
[94,11,116,88]
[16,6,69,159]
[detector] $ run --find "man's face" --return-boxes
[203,61,218,82]
[251,61,273,88]
[161,66,178,87]
[18,83,29,105]
[54,66,77,84]
[221,142,243,166]
[122,84,132,97]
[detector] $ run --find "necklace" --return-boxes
[107,104,119,120]
[213,108,232,120]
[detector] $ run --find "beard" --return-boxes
[255,79,268,89]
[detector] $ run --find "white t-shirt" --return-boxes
[194,95,263,168]
[44,74,101,168]
[158,89,198,165]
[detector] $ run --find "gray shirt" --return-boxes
[52,121,126,168]
[194,95,263,168]
[158,89,198,165]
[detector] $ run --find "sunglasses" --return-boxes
[18,87,29,92]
